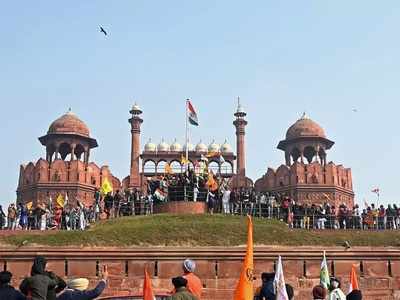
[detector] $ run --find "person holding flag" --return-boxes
[233,215,253,300]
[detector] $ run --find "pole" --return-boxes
[185,99,189,170]
[185,99,189,201]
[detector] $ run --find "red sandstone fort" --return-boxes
[16,102,354,208]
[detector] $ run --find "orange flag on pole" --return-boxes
[348,264,359,293]
[143,267,155,300]
[233,215,254,300]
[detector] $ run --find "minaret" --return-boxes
[129,103,143,189]
[233,97,248,177]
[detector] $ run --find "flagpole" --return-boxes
[185,99,189,172]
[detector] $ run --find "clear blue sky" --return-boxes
[1,1,399,208]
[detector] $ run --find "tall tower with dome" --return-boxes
[255,113,354,207]
[17,110,120,207]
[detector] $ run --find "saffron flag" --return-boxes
[348,265,359,293]
[206,171,218,192]
[233,215,254,300]
[143,267,155,300]
[164,162,173,174]
[56,194,65,208]
[100,178,113,195]
[274,256,289,300]
[320,251,330,289]
[26,201,33,210]
[187,99,199,126]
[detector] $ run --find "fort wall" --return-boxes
[1,246,399,300]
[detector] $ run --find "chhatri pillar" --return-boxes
[129,103,143,189]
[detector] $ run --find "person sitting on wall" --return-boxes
[56,265,108,300]
[0,271,26,300]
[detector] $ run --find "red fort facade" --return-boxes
[16,111,121,207]
[255,113,354,207]
[16,105,354,208]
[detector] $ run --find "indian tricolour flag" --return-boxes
[187,99,199,126]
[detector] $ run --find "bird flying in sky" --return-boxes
[99,26,107,36]
[352,108,358,113]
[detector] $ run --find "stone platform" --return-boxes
[154,201,207,214]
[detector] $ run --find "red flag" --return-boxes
[348,265,359,293]
[143,267,155,300]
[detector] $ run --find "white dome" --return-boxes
[195,140,207,153]
[221,139,233,153]
[208,140,220,153]
[144,138,156,152]
[170,139,182,152]
[157,139,170,152]
[183,143,194,151]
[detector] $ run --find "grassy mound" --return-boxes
[2,214,400,247]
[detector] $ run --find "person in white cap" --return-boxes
[56,266,108,300]
[182,259,202,299]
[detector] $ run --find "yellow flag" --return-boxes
[56,194,65,208]
[26,201,33,210]
[100,177,113,195]
[234,216,254,300]
[164,162,173,174]
[180,154,189,165]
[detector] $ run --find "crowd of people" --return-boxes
[1,171,398,231]
[0,255,364,300]
[255,273,362,300]
[0,188,152,231]
[0,256,202,300]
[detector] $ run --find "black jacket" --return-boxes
[46,271,66,300]
[0,284,27,300]
[19,274,57,300]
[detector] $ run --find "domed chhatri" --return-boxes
[144,138,156,152]
[157,139,170,152]
[48,110,90,137]
[170,139,182,152]
[220,139,233,154]
[208,140,221,153]
[286,113,326,140]
[278,113,334,166]
[195,140,208,153]
[255,111,354,208]
[183,143,194,152]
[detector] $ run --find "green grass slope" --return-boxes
[2,214,400,247]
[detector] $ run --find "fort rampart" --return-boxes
[0,246,399,299]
